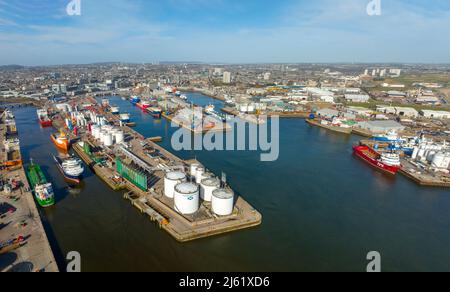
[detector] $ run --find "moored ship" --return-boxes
[26,161,55,207]
[120,113,131,123]
[53,155,84,184]
[37,109,53,127]
[130,96,141,105]
[51,131,70,152]
[136,101,151,110]
[353,145,402,175]
[110,106,120,115]
[147,107,162,118]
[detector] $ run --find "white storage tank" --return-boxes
[92,126,100,138]
[164,171,187,198]
[100,131,107,144]
[115,131,124,144]
[190,163,201,178]
[195,167,205,183]
[212,188,234,216]
[200,177,220,202]
[174,182,200,215]
[104,133,113,147]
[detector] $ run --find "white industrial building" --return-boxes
[416,95,440,104]
[387,91,407,97]
[376,106,419,118]
[357,120,405,134]
[347,107,373,117]
[345,94,370,103]
[316,108,340,119]
[420,110,450,119]
[320,95,335,103]
[306,87,335,97]
[246,88,267,95]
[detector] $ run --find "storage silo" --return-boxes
[200,177,220,202]
[212,188,234,216]
[190,163,201,177]
[174,182,200,215]
[195,167,205,183]
[92,126,100,139]
[100,131,107,144]
[164,171,187,198]
[104,133,113,147]
[115,131,125,144]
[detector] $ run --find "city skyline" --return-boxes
[1,0,450,65]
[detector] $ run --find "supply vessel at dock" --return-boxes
[53,155,84,184]
[51,131,70,152]
[130,96,141,105]
[37,109,53,128]
[26,160,55,207]
[136,101,151,111]
[147,107,162,119]
[353,145,402,175]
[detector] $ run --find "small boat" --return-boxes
[147,107,162,118]
[205,104,215,115]
[110,106,120,115]
[53,156,84,184]
[51,131,70,152]
[120,113,131,123]
[353,145,402,175]
[130,96,141,105]
[180,95,188,100]
[26,160,55,207]
[37,109,53,127]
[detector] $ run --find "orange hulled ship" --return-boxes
[51,131,70,152]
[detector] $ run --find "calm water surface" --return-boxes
[12,93,450,272]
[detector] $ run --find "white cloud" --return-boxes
[0,0,450,64]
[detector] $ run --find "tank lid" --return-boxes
[166,171,186,180]
[201,177,220,187]
[213,188,234,199]
[175,182,198,194]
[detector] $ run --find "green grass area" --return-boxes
[345,101,450,112]
[367,73,450,92]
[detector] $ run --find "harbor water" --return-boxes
[12,92,450,272]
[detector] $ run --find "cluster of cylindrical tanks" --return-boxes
[412,142,450,170]
[91,125,125,147]
[163,163,235,217]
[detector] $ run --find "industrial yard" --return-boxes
[49,97,262,242]
[0,109,58,272]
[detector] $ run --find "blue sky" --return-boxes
[0,0,450,65]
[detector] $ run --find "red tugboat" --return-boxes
[353,145,402,175]
[37,109,53,127]
[136,101,151,110]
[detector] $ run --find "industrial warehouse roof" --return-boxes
[358,120,405,133]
